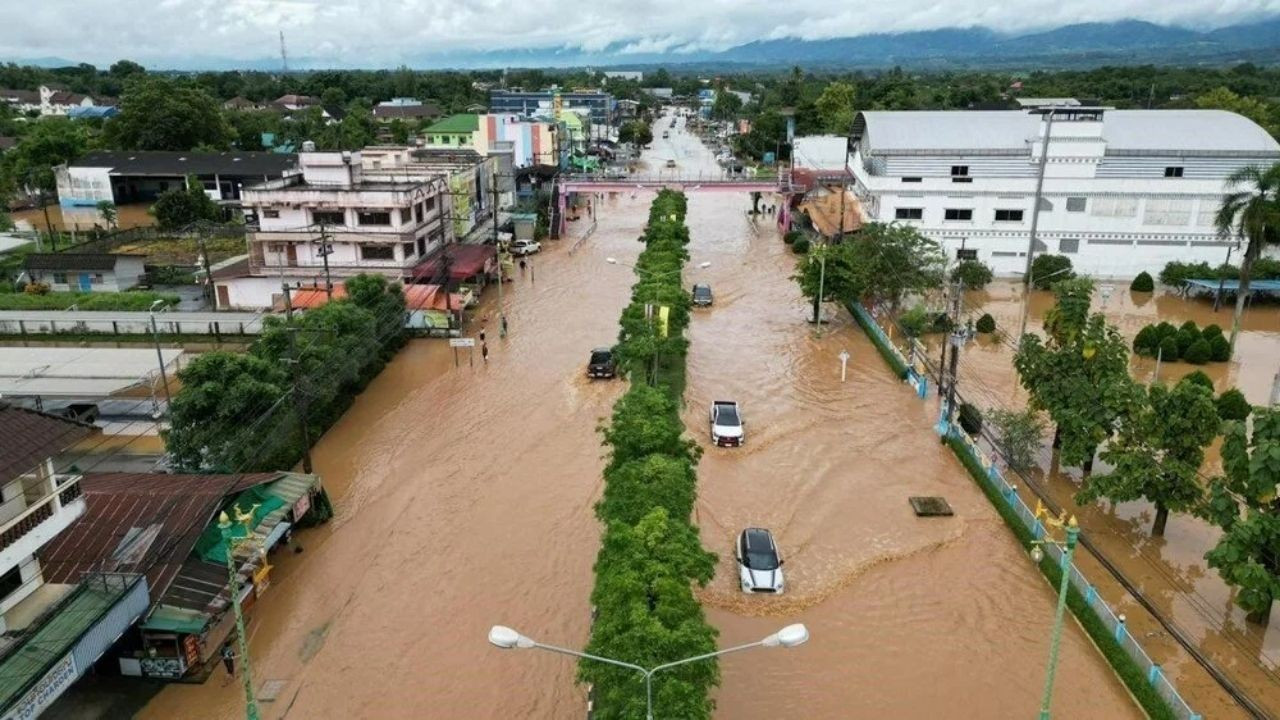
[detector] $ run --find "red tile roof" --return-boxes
[288,282,464,312]
[0,404,93,485]
[40,472,279,602]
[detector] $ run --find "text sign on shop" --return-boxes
[449,338,476,348]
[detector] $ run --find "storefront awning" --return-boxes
[142,605,208,635]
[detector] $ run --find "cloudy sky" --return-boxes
[5,0,1280,67]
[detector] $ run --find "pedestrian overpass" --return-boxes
[557,170,796,195]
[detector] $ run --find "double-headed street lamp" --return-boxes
[1028,501,1080,720]
[605,258,711,384]
[488,623,809,720]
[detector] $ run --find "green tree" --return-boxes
[618,120,654,147]
[1203,409,1280,623]
[597,454,697,527]
[710,91,743,121]
[814,81,856,134]
[1078,379,1218,535]
[0,117,88,246]
[793,222,944,309]
[151,177,221,230]
[95,200,117,229]
[1029,254,1074,289]
[951,259,994,289]
[162,351,289,471]
[1215,162,1280,356]
[1195,87,1278,137]
[987,407,1047,472]
[107,76,232,150]
[1130,271,1154,292]
[601,385,697,467]
[1015,279,1133,473]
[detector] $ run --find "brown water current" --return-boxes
[141,120,1150,719]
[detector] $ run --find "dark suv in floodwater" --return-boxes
[588,348,617,379]
[692,284,713,307]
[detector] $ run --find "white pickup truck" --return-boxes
[710,400,744,447]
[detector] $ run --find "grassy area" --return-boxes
[946,435,1178,720]
[0,241,38,287]
[0,290,180,310]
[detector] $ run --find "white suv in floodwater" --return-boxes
[710,400,744,447]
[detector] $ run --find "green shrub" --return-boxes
[1153,321,1178,341]
[975,313,996,334]
[1253,257,1280,280]
[1130,271,1154,292]
[1184,338,1212,365]
[1180,370,1214,391]
[1209,334,1231,362]
[1029,254,1074,289]
[1159,261,1212,287]
[1201,324,1224,339]
[1179,320,1199,334]
[958,402,983,436]
[899,305,930,337]
[1132,325,1160,356]
[791,237,810,254]
[1174,328,1198,356]
[1215,389,1252,421]
[951,259,994,290]
[1158,335,1180,361]
[783,231,801,245]
[929,312,953,333]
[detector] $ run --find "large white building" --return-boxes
[216,150,457,310]
[847,107,1280,278]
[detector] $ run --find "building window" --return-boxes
[263,209,280,219]
[425,197,436,212]
[92,273,104,284]
[0,565,22,602]
[1164,166,1184,178]
[414,203,424,223]
[1091,196,1138,217]
[400,208,412,224]
[1066,197,1087,213]
[417,237,426,256]
[994,209,1024,222]
[402,242,415,258]
[895,208,923,220]
[360,245,395,260]
[901,177,922,183]
[312,210,344,226]
[944,208,973,221]
[267,242,287,253]
[1059,238,1080,254]
[950,166,971,183]
[1144,197,1193,226]
[357,211,392,226]
[52,272,67,285]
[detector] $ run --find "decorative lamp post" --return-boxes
[219,506,264,720]
[1028,502,1080,720]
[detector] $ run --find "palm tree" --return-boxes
[1215,163,1280,355]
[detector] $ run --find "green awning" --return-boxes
[142,605,207,635]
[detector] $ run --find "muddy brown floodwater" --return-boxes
[11,202,156,233]
[144,119,1144,720]
[912,281,1280,716]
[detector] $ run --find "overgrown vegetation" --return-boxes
[582,191,720,719]
[793,222,944,309]
[1132,320,1230,363]
[986,407,1047,472]
[163,274,406,471]
[1029,254,1074,289]
[0,289,179,310]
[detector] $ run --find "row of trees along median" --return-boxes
[581,190,721,719]
[1016,277,1280,625]
[163,274,406,473]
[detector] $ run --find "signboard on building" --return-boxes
[292,492,311,521]
[3,654,77,720]
[449,338,476,348]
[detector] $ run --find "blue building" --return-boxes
[489,89,615,125]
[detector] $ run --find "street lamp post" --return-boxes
[148,299,172,413]
[1028,502,1080,720]
[488,623,809,720]
[219,507,264,720]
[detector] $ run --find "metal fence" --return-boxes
[852,301,1202,720]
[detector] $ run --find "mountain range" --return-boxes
[8,18,1280,71]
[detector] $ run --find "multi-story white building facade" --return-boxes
[847,107,1280,278]
[217,151,454,309]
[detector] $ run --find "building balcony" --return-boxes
[252,227,422,244]
[0,475,86,573]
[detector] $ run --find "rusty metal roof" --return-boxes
[0,404,93,485]
[39,472,280,602]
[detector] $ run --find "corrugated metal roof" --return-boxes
[855,109,1280,156]
[69,150,298,177]
[0,347,184,398]
[0,404,92,485]
[23,253,140,271]
[39,472,281,604]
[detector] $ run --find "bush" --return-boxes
[1159,261,1213,287]
[899,305,930,337]
[987,407,1046,471]
[1215,389,1253,422]
[1130,271,1154,292]
[951,259,994,290]
[783,231,801,245]
[975,313,996,334]
[958,402,983,436]
[1201,324,1224,339]
[1174,328,1198,356]
[1184,338,1212,365]
[1179,320,1199,334]
[1180,370,1214,391]
[1030,254,1074,289]
[1158,335,1180,361]
[791,237,810,254]
[1132,325,1160,356]
[23,282,49,296]
[1253,257,1280,280]
[1209,334,1231,362]
[1153,322,1178,341]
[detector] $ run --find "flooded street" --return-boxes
[11,202,156,234]
[140,117,1164,720]
[921,281,1280,716]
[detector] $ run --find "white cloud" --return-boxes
[0,0,1277,67]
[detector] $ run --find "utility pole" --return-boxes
[148,300,172,413]
[196,228,215,309]
[941,276,963,436]
[1018,109,1056,342]
[282,286,313,474]
[315,223,333,300]
[218,508,262,720]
